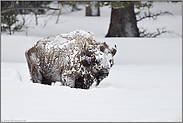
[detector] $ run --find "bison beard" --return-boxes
[25,30,117,89]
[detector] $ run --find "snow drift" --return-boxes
[1,35,182,121]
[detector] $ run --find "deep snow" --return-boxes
[1,36,182,121]
[1,2,182,122]
[2,64,182,122]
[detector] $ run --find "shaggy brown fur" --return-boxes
[25,30,117,89]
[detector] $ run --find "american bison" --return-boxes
[25,30,117,89]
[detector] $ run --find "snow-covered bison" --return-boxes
[25,30,117,89]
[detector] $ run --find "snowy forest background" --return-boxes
[1,1,182,122]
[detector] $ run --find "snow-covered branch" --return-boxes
[139,27,173,38]
[1,7,60,14]
[137,11,173,22]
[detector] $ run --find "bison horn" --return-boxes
[111,45,117,56]
[84,43,92,57]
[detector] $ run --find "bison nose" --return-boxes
[101,69,109,77]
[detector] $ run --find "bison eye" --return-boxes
[100,45,105,52]
[91,58,99,66]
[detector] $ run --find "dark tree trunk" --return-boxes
[106,2,139,37]
[35,13,38,25]
[85,2,100,16]
[56,8,61,24]
[97,4,100,16]
[86,5,92,16]
[8,25,12,35]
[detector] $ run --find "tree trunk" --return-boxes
[56,8,61,24]
[86,5,92,16]
[85,2,100,16]
[97,5,100,16]
[106,2,139,37]
[35,13,38,25]
[8,25,12,35]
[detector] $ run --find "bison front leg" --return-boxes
[30,65,43,84]
[75,74,94,89]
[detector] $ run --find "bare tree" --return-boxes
[99,1,181,38]
[1,1,59,14]
[106,2,139,37]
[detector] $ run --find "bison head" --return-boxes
[79,42,117,88]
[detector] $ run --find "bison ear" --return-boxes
[111,45,117,56]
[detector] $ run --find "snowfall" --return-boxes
[1,2,182,122]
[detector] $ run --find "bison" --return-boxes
[25,30,117,89]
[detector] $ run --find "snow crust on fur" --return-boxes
[26,30,116,89]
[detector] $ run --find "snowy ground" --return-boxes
[1,2,182,122]
[1,37,182,122]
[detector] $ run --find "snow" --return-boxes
[1,63,182,121]
[1,37,182,121]
[2,3,181,38]
[38,30,96,51]
[1,2,182,122]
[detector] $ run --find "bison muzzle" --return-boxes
[25,30,117,89]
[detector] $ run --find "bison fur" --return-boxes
[25,30,117,89]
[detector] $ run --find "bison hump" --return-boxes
[36,30,97,50]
